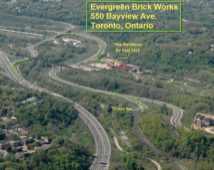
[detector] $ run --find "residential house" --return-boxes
[0,149,8,156]
[21,137,34,145]
[194,114,214,128]
[27,150,36,155]
[18,127,31,134]
[34,144,51,152]
[202,118,214,126]
[195,120,202,128]
[0,106,12,116]
[3,130,14,138]
[20,136,28,140]
[15,152,28,158]
[21,97,37,105]
[16,146,22,152]
[15,102,23,108]
[26,97,37,103]
[39,140,50,145]
[3,118,14,125]
[9,140,22,147]
[11,125,21,131]
[0,142,11,149]
[41,136,50,143]
[195,114,204,121]
[10,116,18,123]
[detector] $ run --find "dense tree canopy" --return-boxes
[140,114,214,161]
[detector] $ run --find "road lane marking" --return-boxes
[76,107,106,170]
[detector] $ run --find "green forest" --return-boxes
[140,114,214,169]
[0,138,91,170]
[0,77,163,170]
[1,0,214,84]
[1,0,214,169]
[0,85,92,170]
[16,96,78,137]
[58,68,214,126]
[37,41,86,63]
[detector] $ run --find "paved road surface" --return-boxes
[49,68,187,130]
[138,97,189,130]
[74,33,106,66]
[1,15,188,170]
[0,51,111,170]
[24,21,111,170]
[1,14,185,130]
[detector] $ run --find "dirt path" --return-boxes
[110,128,124,152]
[110,127,162,170]
[134,111,181,170]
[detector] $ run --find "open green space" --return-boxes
[1,0,214,169]
[17,60,174,169]
[35,34,98,64]
[0,31,41,56]
[0,67,5,72]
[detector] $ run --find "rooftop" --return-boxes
[3,130,14,136]
[20,136,28,139]
[0,142,9,146]
[204,117,213,122]
[11,125,21,129]
[9,140,22,144]
[34,144,51,151]
[15,152,28,157]
[196,114,204,119]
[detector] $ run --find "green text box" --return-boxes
[86,1,181,32]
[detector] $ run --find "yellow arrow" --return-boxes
[115,53,130,66]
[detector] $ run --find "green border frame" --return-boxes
[86,1,181,32]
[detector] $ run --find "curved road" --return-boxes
[39,31,185,129]
[3,13,185,129]
[0,15,188,170]
[139,97,188,130]
[0,51,111,170]
[0,19,111,170]
[49,68,187,130]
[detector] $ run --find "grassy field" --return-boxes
[0,67,5,72]
[174,159,203,170]
[182,112,195,129]
[0,30,41,56]
[60,117,94,153]
[60,34,99,65]
[0,12,67,30]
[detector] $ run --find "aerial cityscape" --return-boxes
[0,0,213,170]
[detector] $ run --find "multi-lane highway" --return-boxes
[2,12,185,129]
[43,31,185,129]
[74,33,106,66]
[0,14,189,170]
[76,105,111,170]
[49,68,186,129]
[0,51,111,170]
[0,20,111,170]
[27,23,74,58]
[138,97,188,130]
